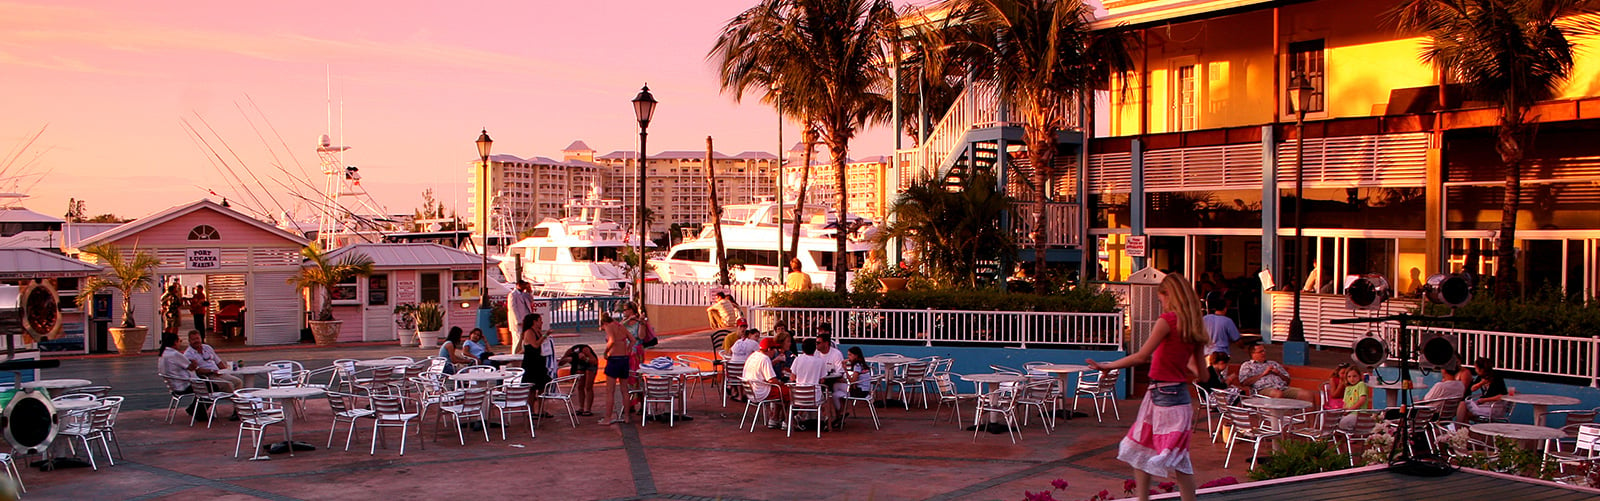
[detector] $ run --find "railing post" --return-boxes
[1592,335,1599,388]
[924,308,934,347]
[1019,312,1029,350]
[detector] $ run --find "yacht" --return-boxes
[651,196,875,286]
[497,188,648,296]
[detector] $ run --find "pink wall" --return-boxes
[105,209,300,249]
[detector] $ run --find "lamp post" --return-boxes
[632,85,657,311]
[774,82,785,276]
[475,129,495,343]
[1287,74,1314,343]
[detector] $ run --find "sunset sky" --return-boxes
[1,0,905,221]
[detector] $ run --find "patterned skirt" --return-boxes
[1116,388,1195,478]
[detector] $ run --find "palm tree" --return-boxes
[1391,0,1599,298]
[711,0,899,293]
[880,173,1017,287]
[917,0,1136,287]
[76,243,160,329]
[289,243,374,322]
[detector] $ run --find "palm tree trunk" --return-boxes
[1027,124,1056,292]
[1493,108,1525,299]
[830,132,851,295]
[789,130,813,263]
[706,137,730,286]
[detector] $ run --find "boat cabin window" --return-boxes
[670,248,711,262]
[726,249,780,268]
[537,247,557,262]
[723,207,757,224]
[813,251,867,271]
[529,227,550,238]
[571,246,621,262]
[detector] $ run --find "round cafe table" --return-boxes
[250,386,326,459]
[960,373,1027,431]
[1241,397,1313,429]
[1032,364,1091,420]
[20,379,93,392]
[866,354,921,407]
[51,399,102,413]
[355,359,412,369]
[487,354,523,365]
[1501,393,1582,427]
[1471,422,1566,453]
[220,365,276,388]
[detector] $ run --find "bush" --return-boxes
[765,286,1119,313]
[1416,286,1600,338]
[1248,439,1352,481]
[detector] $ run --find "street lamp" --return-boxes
[1287,73,1314,343]
[632,85,657,312]
[475,129,494,343]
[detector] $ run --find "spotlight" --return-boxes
[1423,273,1472,307]
[1344,274,1390,311]
[1350,333,1388,372]
[1418,332,1460,371]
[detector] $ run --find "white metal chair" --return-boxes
[1546,423,1600,474]
[58,401,115,469]
[787,384,825,438]
[326,391,375,451]
[63,385,112,399]
[641,376,682,427]
[722,360,746,408]
[492,383,536,439]
[972,388,1021,444]
[1222,404,1281,470]
[333,359,365,392]
[96,396,126,461]
[231,397,285,460]
[0,451,21,493]
[370,395,422,455]
[1016,378,1056,434]
[932,373,979,426]
[436,388,491,445]
[738,380,785,432]
[1073,369,1121,422]
[676,354,722,402]
[889,361,934,411]
[540,374,583,428]
[1334,410,1386,465]
[842,379,882,430]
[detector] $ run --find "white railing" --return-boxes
[1013,202,1082,247]
[1393,325,1600,387]
[1265,291,1422,348]
[897,82,1079,190]
[748,306,1124,349]
[646,282,794,308]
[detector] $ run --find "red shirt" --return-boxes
[1149,312,1197,383]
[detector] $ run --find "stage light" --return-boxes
[1350,333,1388,372]
[1344,274,1390,311]
[1418,332,1460,371]
[1423,273,1472,307]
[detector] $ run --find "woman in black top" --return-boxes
[1460,357,1511,421]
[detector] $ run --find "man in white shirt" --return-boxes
[816,334,848,412]
[742,338,789,428]
[508,281,535,354]
[730,329,761,364]
[789,338,826,386]
[185,330,241,393]
[157,332,204,415]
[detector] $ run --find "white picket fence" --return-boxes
[748,306,1124,349]
[646,282,794,308]
[1392,325,1600,387]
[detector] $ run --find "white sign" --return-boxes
[1126,236,1147,258]
[186,248,221,270]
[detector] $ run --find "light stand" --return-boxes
[1331,313,1469,477]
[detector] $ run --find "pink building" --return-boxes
[321,243,491,344]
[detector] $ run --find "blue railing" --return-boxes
[541,296,631,332]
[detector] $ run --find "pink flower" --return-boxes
[1198,476,1240,489]
[1098,489,1111,499]
[1158,481,1176,492]
[1052,479,1070,490]
[1122,479,1137,493]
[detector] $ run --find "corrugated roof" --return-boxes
[0,207,62,224]
[0,248,101,278]
[323,243,482,268]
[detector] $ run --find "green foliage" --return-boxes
[766,286,1119,313]
[851,266,883,294]
[289,244,375,321]
[490,300,509,328]
[76,243,161,328]
[1416,286,1600,338]
[1452,437,1555,479]
[879,173,1017,288]
[414,302,445,332]
[1248,439,1353,481]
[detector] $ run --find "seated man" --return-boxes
[185,330,240,419]
[1233,343,1308,400]
[463,328,497,366]
[742,338,790,429]
[158,332,203,415]
[788,338,834,426]
[1199,352,1231,392]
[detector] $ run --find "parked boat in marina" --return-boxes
[650,196,874,286]
[496,187,647,296]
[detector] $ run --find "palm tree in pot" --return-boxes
[76,243,161,356]
[289,244,374,345]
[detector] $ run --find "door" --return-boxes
[363,273,394,341]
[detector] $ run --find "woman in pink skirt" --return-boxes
[1087,273,1208,501]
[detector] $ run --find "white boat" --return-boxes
[650,196,875,286]
[497,187,647,296]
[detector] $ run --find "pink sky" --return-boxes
[1,0,903,221]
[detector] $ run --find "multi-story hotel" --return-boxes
[468,141,781,240]
[782,141,893,220]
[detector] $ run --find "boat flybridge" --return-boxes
[650,196,875,286]
[497,188,650,296]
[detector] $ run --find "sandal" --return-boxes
[576,410,593,417]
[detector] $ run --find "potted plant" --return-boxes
[414,302,445,349]
[289,244,374,346]
[393,303,419,347]
[490,299,511,345]
[76,243,160,356]
[878,262,914,291]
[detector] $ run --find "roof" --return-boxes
[562,140,593,152]
[64,223,120,248]
[323,243,483,269]
[596,150,784,161]
[481,153,601,168]
[1136,464,1600,501]
[75,199,308,249]
[0,207,62,224]
[0,248,101,279]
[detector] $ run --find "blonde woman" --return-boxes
[1087,273,1208,501]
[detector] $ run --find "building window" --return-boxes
[452,270,480,300]
[187,225,221,240]
[1174,64,1197,131]
[1289,39,1325,114]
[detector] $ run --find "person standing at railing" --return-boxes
[1086,273,1207,501]
[785,258,812,291]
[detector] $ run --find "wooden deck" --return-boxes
[1139,465,1600,501]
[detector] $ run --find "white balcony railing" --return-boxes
[1392,325,1600,387]
[749,306,1123,349]
[646,282,795,308]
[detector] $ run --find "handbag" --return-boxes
[639,322,659,348]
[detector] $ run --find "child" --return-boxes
[1325,364,1351,410]
[1337,367,1371,430]
[845,346,872,398]
[559,344,599,416]
[1200,353,1231,391]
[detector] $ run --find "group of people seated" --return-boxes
[726,321,873,431]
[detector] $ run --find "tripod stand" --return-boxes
[1330,313,1459,476]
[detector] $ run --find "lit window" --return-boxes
[1288,39,1326,114]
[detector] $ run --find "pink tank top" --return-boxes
[1150,312,1197,383]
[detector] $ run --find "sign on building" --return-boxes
[186,248,221,270]
[1126,236,1147,258]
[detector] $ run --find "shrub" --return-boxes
[1248,439,1352,481]
[1416,286,1600,338]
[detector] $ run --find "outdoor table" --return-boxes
[639,365,700,420]
[1241,397,1313,430]
[51,399,101,413]
[251,386,325,458]
[1502,394,1582,427]
[1369,378,1424,408]
[355,359,411,369]
[448,371,516,431]
[866,354,920,407]
[20,379,93,393]
[1471,422,1567,452]
[487,354,523,365]
[1033,364,1090,419]
[219,365,276,388]
[960,373,1026,432]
